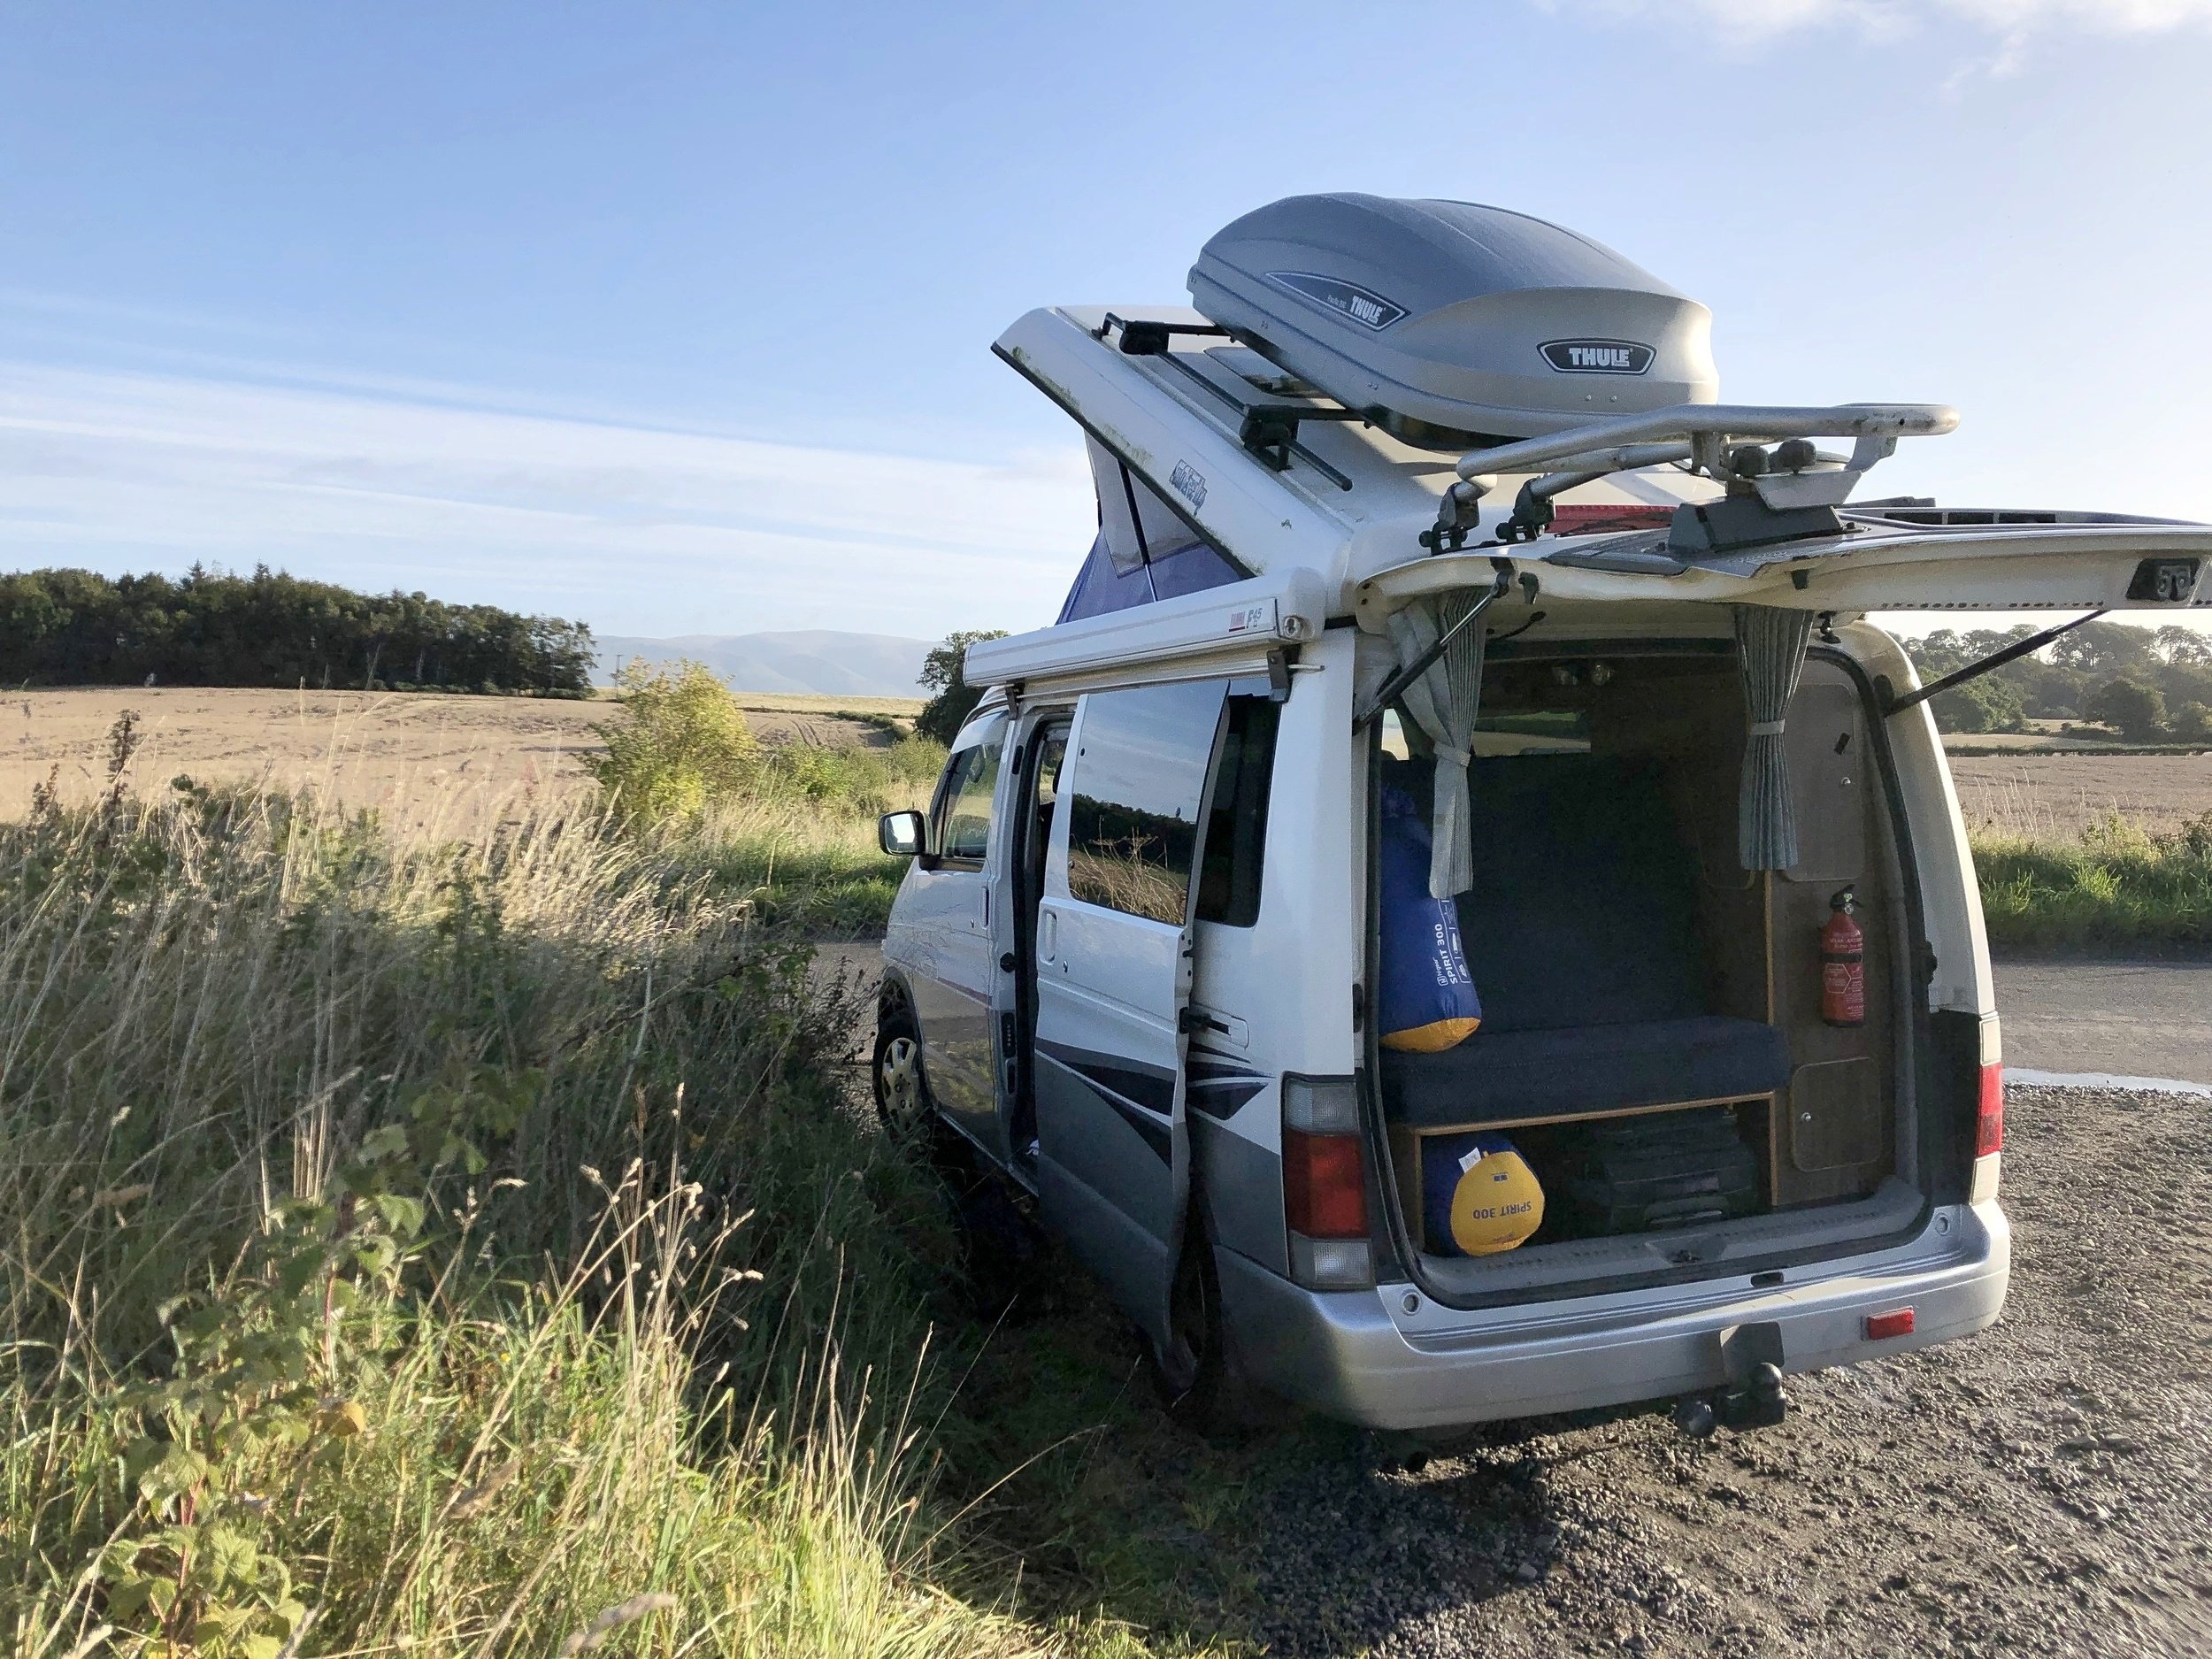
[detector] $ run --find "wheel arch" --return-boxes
[876,964,918,1026]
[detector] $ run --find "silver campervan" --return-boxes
[873,195,2209,1433]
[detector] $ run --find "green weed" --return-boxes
[588,658,763,824]
[1971,810,2212,951]
[0,749,1272,1659]
[586,663,939,935]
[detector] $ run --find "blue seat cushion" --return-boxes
[1380,1015,1792,1128]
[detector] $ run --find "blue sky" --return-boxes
[4,0,2211,641]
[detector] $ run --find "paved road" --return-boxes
[1993,957,2212,1087]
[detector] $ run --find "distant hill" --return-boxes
[594,630,934,698]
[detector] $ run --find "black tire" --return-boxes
[1146,1208,1284,1437]
[872,1004,930,1137]
[873,1001,1046,1313]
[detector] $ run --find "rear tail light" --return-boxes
[1282,1075,1372,1290]
[1975,1063,2004,1158]
[1865,1308,1916,1340]
[1284,1130,1368,1237]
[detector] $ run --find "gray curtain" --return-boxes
[1734,604,1815,871]
[1386,593,1487,899]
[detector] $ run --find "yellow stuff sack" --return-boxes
[1422,1131,1545,1256]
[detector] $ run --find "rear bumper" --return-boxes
[1217,1201,2009,1430]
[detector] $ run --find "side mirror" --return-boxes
[879,810,927,857]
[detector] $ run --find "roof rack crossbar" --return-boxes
[1116,324,1357,490]
[1455,403,1958,484]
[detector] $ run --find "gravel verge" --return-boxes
[1240,1084,2212,1657]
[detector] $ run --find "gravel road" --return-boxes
[1243,1083,2212,1657]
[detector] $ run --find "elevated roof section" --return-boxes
[993,303,2212,642]
[993,304,1711,603]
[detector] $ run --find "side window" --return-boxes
[931,718,1005,866]
[1196,695,1280,926]
[1064,681,1225,924]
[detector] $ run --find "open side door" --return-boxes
[1032,678,1228,1352]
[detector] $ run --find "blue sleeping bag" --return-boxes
[1378,786,1481,1053]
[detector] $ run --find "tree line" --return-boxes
[1901,621,2212,742]
[0,566,595,695]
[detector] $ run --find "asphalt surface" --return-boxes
[1990,958,2211,1087]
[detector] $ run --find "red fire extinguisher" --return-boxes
[1821,887,1866,1028]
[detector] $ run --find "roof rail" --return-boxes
[1433,402,1959,549]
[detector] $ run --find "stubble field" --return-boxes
[7,686,2204,835]
[0,685,921,827]
[1949,751,2212,835]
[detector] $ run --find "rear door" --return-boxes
[1033,679,1228,1351]
[1774,523,2211,616]
[1356,521,2212,623]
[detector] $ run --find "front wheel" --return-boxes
[872,1009,929,1135]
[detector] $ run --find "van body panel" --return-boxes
[1832,623,1997,1020]
[1350,526,2210,630]
[964,566,1327,694]
[1214,1202,2008,1430]
[1189,1110,1288,1278]
[882,710,1011,1154]
[993,306,1360,585]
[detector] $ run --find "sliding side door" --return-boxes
[1033,679,1228,1351]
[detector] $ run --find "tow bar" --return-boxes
[1671,1321,1790,1438]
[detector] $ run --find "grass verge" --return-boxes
[587,660,935,939]
[1971,811,2212,953]
[0,779,1093,1658]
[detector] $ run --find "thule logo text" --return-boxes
[1540,338,1655,375]
[1265,271,1409,331]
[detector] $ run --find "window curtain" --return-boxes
[1734,604,1814,871]
[1386,593,1487,900]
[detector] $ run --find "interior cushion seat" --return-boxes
[1378,750,1791,1127]
[1381,1013,1792,1126]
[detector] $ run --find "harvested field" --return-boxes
[0,686,906,827]
[1949,750,2212,836]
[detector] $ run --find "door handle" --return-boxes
[1039,910,1057,963]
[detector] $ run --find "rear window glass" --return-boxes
[1472,661,1601,755]
[1196,695,1279,927]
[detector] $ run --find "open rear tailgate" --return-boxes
[1355,519,2212,621]
[1746,522,2209,614]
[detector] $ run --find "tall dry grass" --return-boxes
[0,773,1036,1658]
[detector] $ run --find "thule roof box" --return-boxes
[1187,194,1718,447]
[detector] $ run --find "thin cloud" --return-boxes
[1545,0,2212,40]
[0,360,1095,639]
